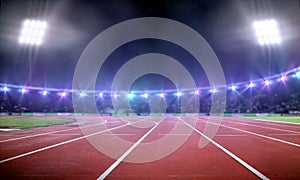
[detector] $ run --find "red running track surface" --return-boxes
[0,116,299,179]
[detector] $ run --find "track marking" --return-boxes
[225,120,300,134]
[97,117,165,180]
[179,118,270,180]
[0,121,107,143]
[157,133,190,136]
[268,133,300,136]
[101,133,136,136]
[215,134,247,137]
[253,118,300,125]
[0,121,135,164]
[48,133,82,136]
[202,120,300,148]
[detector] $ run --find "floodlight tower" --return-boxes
[18,19,48,84]
[252,19,281,45]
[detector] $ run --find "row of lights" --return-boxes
[2,71,300,99]
[1,70,299,98]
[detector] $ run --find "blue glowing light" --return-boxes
[230,85,237,91]
[79,92,86,97]
[175,92,182,97]
[60,92,67,97]
[159,93,165,97]
[127,93,135,99]
[21,88,27,93]
[194,90,199,95]
[279,75,286,82]
[99,92,103,98]
[295,71,300,79]
[141,93,148,98]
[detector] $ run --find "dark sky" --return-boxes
[1,0,300,91]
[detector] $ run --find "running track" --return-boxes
[0,116,299,179]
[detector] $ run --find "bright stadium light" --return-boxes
[3,86,9,92]
[295,71,300,79]
[99,92,103,98]
[21,88,27,94]
[113,93,118,98]
[19,19,47,46]
[141,93,149,98]
[253,19,281,45]
[210,88,217,93]
[175,92,182,97]
[60,92,67,97]
[264,80,271,86]
[158,93,165,98]
[248,82,255,88]
[79,92,87,97]
[229,85,237,91]
[42,90,48,96]
[127,93,135,99]
[279,75,287,82]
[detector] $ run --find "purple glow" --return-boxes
[99,92,103,98]
[175,92,182,97]
[79,92,86,97]
[194,90,199,95]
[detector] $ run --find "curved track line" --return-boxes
[0,120,107,143]
[0,121,133,164]
[179,118,270,180]
[225,120,300,134]
[203,120,300,147]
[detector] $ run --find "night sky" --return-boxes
[1,0,300,91]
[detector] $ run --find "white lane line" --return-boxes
[101,134,136,136]
[179,118,270,180]
[204,120,300,148]
[254,118,300,125]
[47,133,82,136]
[0,121,107,143]
[0,122,132,164]
[158,133,190,136]
[268,133,300,136]
[215,134,247,137]
[97,117,165,180]
[225,121,300,134]
[0,128,20,132]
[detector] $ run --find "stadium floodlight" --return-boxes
[248,82,255,88]
[229,85,237,91]
[113,93,118,98]
[60,92,67,97]
[279,75,286,82]
[210,88,217,93]
[42,90,48,96]
[141,93,149,98]
[99,92,103,98]
[79,92,87,97]
[175,92,182,97]
[264,80,271,86]
[127,93,135,99]
[3,86,9,92]
[19,19,47,46]
[295,71,300,79]
[158,93,165,98]
[21,88,27,93]
[253,19,281,45]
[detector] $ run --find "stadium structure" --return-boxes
[0,0,299,179]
